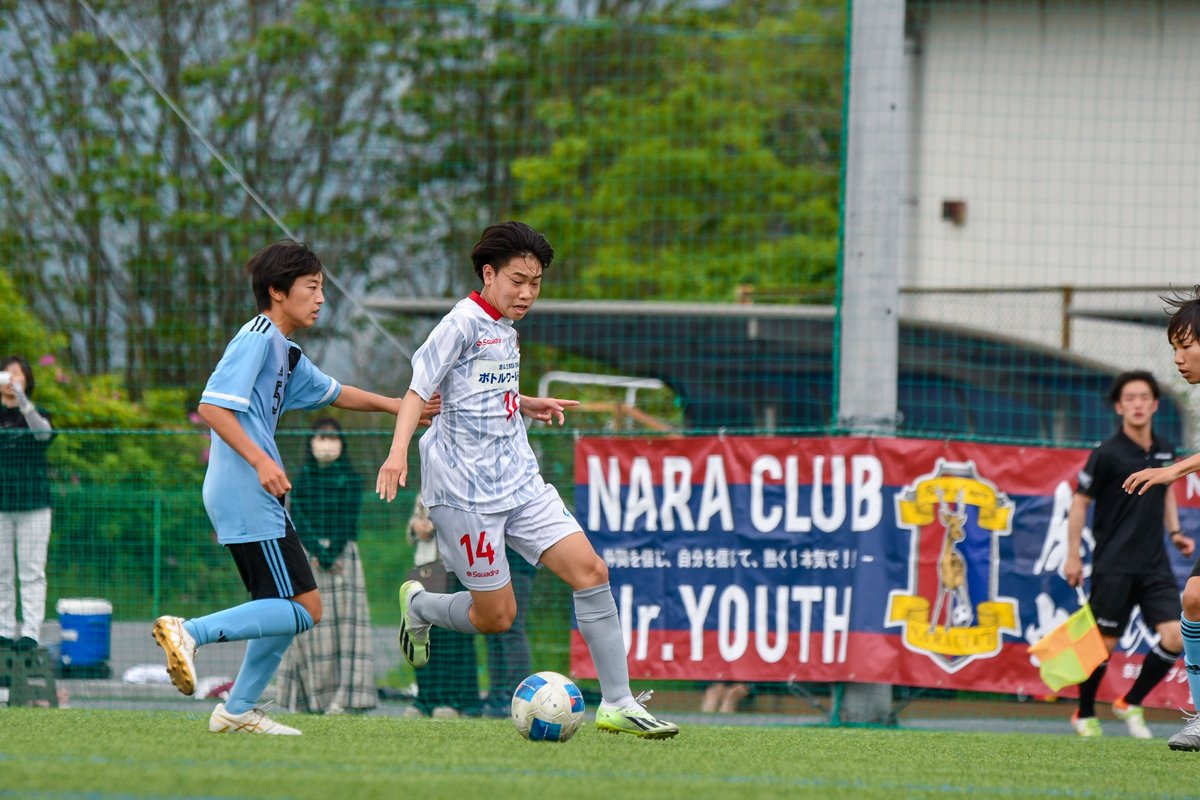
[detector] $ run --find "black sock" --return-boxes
[1124,645,1181,706]
[1077,661,1108,718]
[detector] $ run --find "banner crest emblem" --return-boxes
[886,459,1019,671]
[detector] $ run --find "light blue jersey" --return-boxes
[200,315,341,543]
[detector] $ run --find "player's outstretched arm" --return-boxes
[1124,453,1200,495]
[376,390,427,503]
[333,385,400,414]
[197,403,290,497]
[332,386,441,425]
[520,395,580,426]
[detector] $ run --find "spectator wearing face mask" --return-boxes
[276,418,376,714]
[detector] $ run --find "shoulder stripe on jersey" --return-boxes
[201,390,250,406]
[316,380,339,406]
[251,316,271,334]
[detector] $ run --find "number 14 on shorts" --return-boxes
[459,530,496,567]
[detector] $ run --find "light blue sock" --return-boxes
[184,599,313,646]
[1181,614,1200,709]
[224,634,293,715]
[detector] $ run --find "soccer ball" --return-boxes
[511,671,585,742]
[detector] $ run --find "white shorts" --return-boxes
[428,483,581,591]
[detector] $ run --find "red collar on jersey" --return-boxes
[469,290,502,320]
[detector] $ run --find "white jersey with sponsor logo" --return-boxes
[410,291,544,513]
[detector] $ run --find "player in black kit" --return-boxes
[1065,370,1194,738]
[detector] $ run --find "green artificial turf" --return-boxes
[3,708,1200,799]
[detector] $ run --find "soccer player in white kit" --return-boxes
[376,221,678,738]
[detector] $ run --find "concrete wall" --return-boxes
[903,0,1200,423]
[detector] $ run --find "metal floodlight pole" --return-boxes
[835,0,910,725]
[837,0,909,437]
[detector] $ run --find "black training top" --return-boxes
[1076,429,1175,575]
[0,404,54,512]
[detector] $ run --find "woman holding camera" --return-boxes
[0,355,55,651]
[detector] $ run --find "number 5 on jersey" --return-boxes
[459,530,496,567]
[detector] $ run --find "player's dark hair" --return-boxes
[471,221,554,280]
[1108,370,1159,404]
[0,356,34,398]
[1164,286,1200,346]
[245,240,324,311]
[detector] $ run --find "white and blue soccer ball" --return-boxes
[511,671,585,742]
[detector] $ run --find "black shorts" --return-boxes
[1089,571,1181,637]
[226,520,317,600]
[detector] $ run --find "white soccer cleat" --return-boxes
[1113,698,1152,740]
[595,690,679,739]
[1168,711,1200,751]
[152,616,197,696]
[209,702,302,735]
[1071,711,1102,738]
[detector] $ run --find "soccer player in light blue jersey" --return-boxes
[153,240,429,735]
[376,222,679,739]
[1126,287,1200,750]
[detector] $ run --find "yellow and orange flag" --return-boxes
[1028,588,1107,692]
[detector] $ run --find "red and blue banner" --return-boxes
[570,436,1200,709]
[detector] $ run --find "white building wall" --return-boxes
[904,0,1200,403]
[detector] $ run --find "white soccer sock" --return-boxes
[574,583,634,707]
[412,590,480,634]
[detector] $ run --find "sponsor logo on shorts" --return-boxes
[467,569,500,578]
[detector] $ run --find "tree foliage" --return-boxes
[0,0,428,391]
[512,0,844,302]
[0,0,845,422]
[0,266,201,489]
